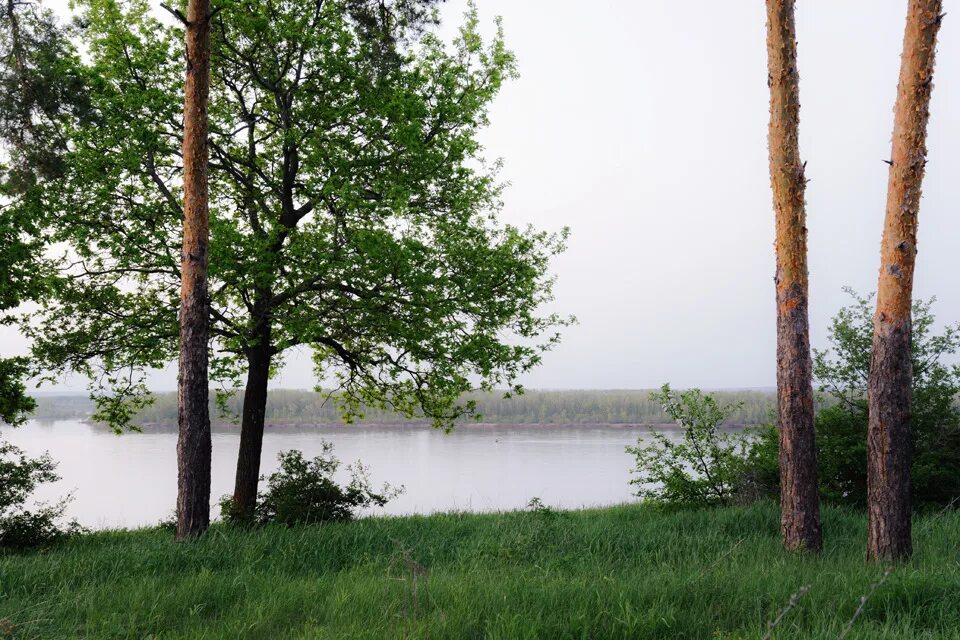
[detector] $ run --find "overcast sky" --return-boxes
[4,0,960,391]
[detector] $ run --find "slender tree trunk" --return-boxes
[766,0,822,553]
[175,0,213,541]
[231,341,272,523]
[867,0,942,562]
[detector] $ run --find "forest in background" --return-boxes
[31,389,779,427]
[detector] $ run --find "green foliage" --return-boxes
[2,502,960,638]
[13,0,569,432]
[2,0,92,429]
[0,0,91,191]
[627,384,749,506]
[221,444,401,526]
[0,358,35,426]
[0,439,83,548]
[745,290,960,509]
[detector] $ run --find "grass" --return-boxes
[1,502,959,639]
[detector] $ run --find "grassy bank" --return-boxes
[1,502,958,639]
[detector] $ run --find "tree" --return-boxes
[764,0,821,552]
[0,440,83,548]
[627,385,748,507]
[16,0,569,522]
[1,0,89,426]
[170,0,214,540]
[867,0,943,561]
[744,290,960,509]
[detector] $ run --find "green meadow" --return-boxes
[2,501,958,639]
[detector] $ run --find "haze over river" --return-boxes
[5,420,673,529]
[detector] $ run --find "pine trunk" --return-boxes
[867,0,942,562]
[766,0,822,552]
[175,0,213,541]
[231,343,272,523]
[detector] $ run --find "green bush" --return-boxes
[222,443,402,527]
[744,290,960,509]
[627,385,749,506]
[0,439,83,549]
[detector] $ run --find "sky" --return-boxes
[4,0,960,392]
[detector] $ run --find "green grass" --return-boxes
[1,502,959,639]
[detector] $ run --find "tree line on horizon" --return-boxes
[31,388,782,426]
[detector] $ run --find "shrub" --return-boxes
[0,439,83,549]
[744,290,960,509]
[222,443,402,526]
[627,385,749,506]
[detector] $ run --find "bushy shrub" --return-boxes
[627,385,749,506]
[744,290,960,509]
[222,443,402,526]
[0,440,83,549]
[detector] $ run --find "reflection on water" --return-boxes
[4,420,673,529]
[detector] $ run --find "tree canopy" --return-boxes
[14,0,569,432]
[1,0,91,425]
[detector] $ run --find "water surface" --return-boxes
[5,420,670,529]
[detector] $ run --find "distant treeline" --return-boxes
[31,389,779,427]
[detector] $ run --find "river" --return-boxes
[4,420,674,529]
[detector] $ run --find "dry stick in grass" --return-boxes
[389,539,430,639]
[838,495,958,639]
[762,584,811,640]
[914,495,960,537]
[837,567,893,640]
[705,536,747,574]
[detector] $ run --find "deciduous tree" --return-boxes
[16,0,569,522]
[1,0,88,426]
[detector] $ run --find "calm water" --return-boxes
[4,420,672,529]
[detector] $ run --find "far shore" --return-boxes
[28,419,758,433]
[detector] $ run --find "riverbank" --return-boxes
[2,502,958,639]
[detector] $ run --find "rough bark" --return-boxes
[175,0,213,541]
[231,340,272,523]
[765,0,822,553]
[867,0,942,562]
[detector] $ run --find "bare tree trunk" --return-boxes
[867,0,943,562]
[766,0,822,553]
[176,0,213,541]
[231,340,272,523]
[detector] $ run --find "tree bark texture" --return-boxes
[867,0,942,562]
[176,0,213,541]
[766,0,822,553]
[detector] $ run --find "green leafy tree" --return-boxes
[14,0,569,519]
[745,289,960,509]
[627,384,749,507]
[0,440,83,548]
[2,0,89,426]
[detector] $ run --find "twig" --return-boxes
[762,584,811,640]
[838,567,892,639]
[705,536,746,573]
[838,497,959,638]
[915,495,960,536]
